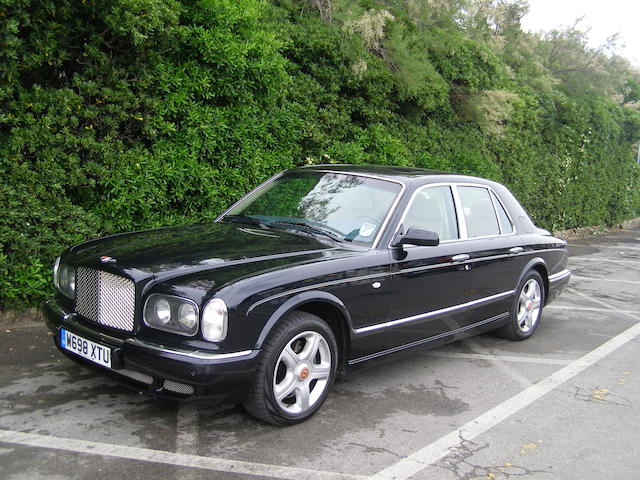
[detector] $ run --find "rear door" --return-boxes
[454,185,528,323]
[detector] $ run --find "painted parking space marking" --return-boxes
[423,351,572,366]
[0,429,366,480]
[547,305,640,316]
[569,243,640,252]
[570,275,640,285]
[370,300,640,480]
[569,257,640,265]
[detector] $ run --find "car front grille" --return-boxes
[75,267,136,331]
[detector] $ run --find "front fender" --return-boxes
[252,290,353,350]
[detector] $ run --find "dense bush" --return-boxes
[1,0,639,308]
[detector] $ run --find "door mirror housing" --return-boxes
[393,227,440,247]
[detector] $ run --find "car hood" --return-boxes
[66,221,341,281]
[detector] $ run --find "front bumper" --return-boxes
[44,299,260,403]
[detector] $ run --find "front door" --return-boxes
[385,185,475,349]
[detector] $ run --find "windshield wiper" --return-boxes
[223,215,268,229]
[270,220,344,243]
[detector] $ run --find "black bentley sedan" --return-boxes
[45,165,570,425]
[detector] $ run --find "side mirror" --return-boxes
[392,227,439,247]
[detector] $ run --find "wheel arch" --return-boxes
[519,258,549,303]
[254,291,352,373]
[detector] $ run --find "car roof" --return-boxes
[296,164,494,187]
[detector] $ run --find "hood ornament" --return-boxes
[100,256,116,263]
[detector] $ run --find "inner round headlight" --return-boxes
[177,303,197,330]
[154,298,171,324]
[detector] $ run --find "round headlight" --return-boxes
[144,294,198,336]
[154,298,171,324]
[202,298,228,342]
[54,258,75,299]
[53,257,61,290]
[177,303,197,330]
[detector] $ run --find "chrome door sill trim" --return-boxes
[349,312,509,365]
[355,290,514,334]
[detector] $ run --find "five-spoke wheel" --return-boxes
[273,331,332,414]
[497,270,545,341]
[244,311,337,425]
[516,278,542,334]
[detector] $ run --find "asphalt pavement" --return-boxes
[1,226,639,480]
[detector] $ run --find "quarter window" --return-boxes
[491,191,514,234]
[403,186,459,241]
[457,186,500,238]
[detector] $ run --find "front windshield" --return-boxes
[223,171,402,245]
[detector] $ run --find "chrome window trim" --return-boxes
[393,183,461,243]
[548,269,571,283]
[354,289,515,334]
[215,170,406,250]
[389,182,517,249]
[451,184,468,239]
[489,190,514,235]
[454,183,517,240]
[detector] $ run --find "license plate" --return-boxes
[60,328,112,368]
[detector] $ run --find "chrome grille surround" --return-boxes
[75,267,135,331]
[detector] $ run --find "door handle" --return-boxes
[452,254,470,263]
[509,247,524,254]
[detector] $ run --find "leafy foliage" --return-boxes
[1,0,639,308]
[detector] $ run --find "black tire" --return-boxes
[496,270,545,341]
[243,311,338,426]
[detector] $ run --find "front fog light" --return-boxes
[202,298,228,342]
[178,303,197,330]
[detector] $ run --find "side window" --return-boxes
[403,186,459,241]
[457,186,500,238]
[491,191,513,234]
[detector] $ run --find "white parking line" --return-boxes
[423,351,571,366]
[570,243,640,252]
[369,301,640,480]
[570,275,640,285]
[0,429,365,480]
[569,257,640,265]
[547,305,640,315]
[175,404,199,455]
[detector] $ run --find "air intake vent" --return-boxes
[163,380,195,396]
[76,267,135,331]
[115,369,153,385]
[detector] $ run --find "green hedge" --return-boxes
[1,0,639,308]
